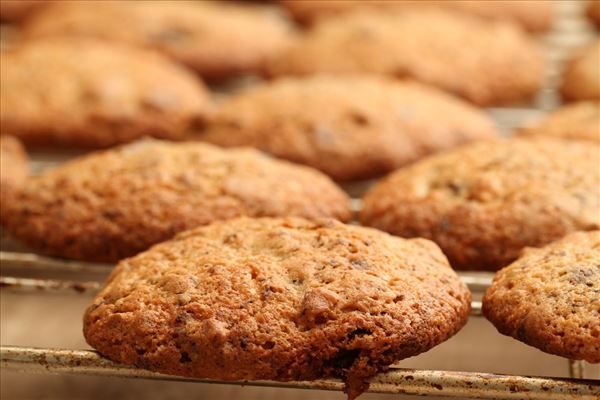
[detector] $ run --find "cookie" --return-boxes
[0,38,212,148]
[266,9,543,106]
[588,0,600,27]
[84,216,471,399]
[561,40,600,102]
[281,0,554,32]
[483,231,600,363]
[360,138,600,271]
[22,0,294,80]
[0,0,48,23]
[519,101,600,142]
[198,76,498,181]
[0,139,351,262]
[0,135,28,198]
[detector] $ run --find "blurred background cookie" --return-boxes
[588,0,600,26]
[281,0,555,32]
[360,138,600,271]
[0,139,351,262]
[520,101,600,142]
[21,0,295,81]
[0,38,212,148]
[266,9,544,106]
[198,75,498,181]
[561,40,600,101]
[0,0,48,23]
[483,231,600,363]
[0,135,29,198]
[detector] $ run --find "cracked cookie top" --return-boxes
[0,139,350,262]
[84,217,470,399]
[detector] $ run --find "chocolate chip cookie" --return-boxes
[23,0,294,80]
[0,139,351,262]
[266,9,544,106]
[561,40,600,102]
[199,76,498,181]
[360,138,600,270]
[520,101,600,142]
[0,135,28,198]
[84,217,471,399]
[0,38,212,148]
[483,231,600,363]
[281,0,554,32]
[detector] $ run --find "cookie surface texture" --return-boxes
[519,101,600,142]
[0,38,212,148]
[281,0,554,32]
[360,138,600,270]
[0,135,29,198]
[84,217,471,398]
[561,40,600,102]
[266,9,544,105]
[200,76,498,181]
[23,0,294,80]
[0,140,351,262]
[483,231,600,363]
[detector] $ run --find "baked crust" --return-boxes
[0,140,351,262]
[0,38,212,148]
[483,231,600,363]
[266,9,544,106]
[84,217,471,398]
[519,101,600,142]
[22,0,294,80]
[561,40,600,102]
[199,76,498,181]
[360,138,600,270]
[281,0,555,32]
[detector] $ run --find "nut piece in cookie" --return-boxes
[84,217,471,399]
[483,231,600,363]
[266,9,544,106]
[0,38,213,148]
[0,139,351,262]
[360,138,600,270]
[519,101,600,142]
[199,75,498,181]
[22,0,295,80]
[561,40,600,102]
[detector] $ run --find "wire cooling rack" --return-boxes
[1,1,599,399]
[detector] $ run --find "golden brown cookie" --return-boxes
[0,139,351,262]
[281,0,554,32]
[360,138,600,271]
[199,76,498,181]
[561,40,600,102]
[483,231,600,363]
[588,0,600,27]
[0,0,48,23]
[519,101,600,142]
[0,38,212,148]
[266,9,543,106]
[22,0,294,80]
[84,217,471,399]
[0,135,28,198]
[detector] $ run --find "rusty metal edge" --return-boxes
[0,346,597,399]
